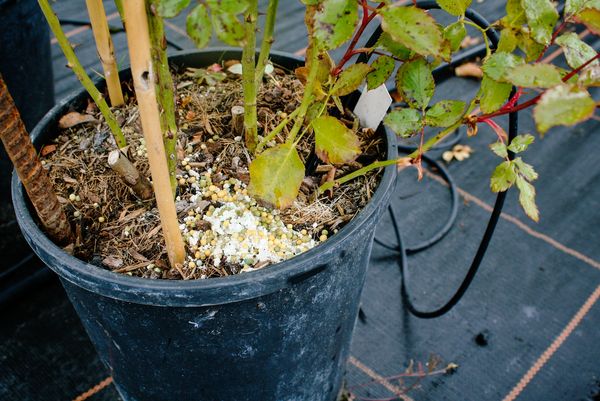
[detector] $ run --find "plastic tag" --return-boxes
[353,84,393,130]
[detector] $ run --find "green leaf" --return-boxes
[205,0,249,14]
[481,52,524,82]
[366,56,395,90]
[533,84,596,134]
[313,116,361,164]
[154,0,191,18]
[555,32,599,69]
[513,157,539,181]
[578,65,600,86]
[521,0,559,45]
[331,63,372,96]
[479,75,513,113]
[384,109,423,138]
[425,100,466,127]
[575,8,600,35]
[248,143,305,209]
[490,161,517,192]
[436,0,471,16]
[497,28,518,52]
[505,64,562,88]
[490,142,508,158]
[396,58,435,110]
[380,6,446,58]
[516,28,546,62]
[314,0,358,50]
[565,0,600,16]
[516,175,539,221]
[375,32,413,60]
[507,134,535,153]
[444,21,467,52]
[211,12,246,46]
[186,5,211,48]
[505,0,528,26]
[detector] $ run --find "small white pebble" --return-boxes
[98,216,105,223]
[73,210,81,218]
[69,193,76,202]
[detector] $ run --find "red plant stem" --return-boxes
[477,52,599,122]
[498,19,568,112]
[350,47,404,61]
[332,1,384,76]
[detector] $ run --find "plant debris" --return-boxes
[41,63,385,279]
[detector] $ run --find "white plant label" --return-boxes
[353,84,393,130]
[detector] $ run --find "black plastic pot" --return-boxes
[12,49,397,401]
[0,0,54,303]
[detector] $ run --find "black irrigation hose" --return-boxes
[368,2,520,318]
[374,153,459,254]
[388,110,517,319]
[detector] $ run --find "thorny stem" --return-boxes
[332,1,385,76]
[38,0,127,149]
[243,0,259,153]
[255,0,279,87]
[148,1,178,195]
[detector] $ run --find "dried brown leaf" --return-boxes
[58,111,98,129]
[41,144,57,156]
[455,62,483,79]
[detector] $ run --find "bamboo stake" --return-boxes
[38,0,127,149]
[0,75,72,245]
[147,1,178,195]
[242,0,259,153]
[86,0,124,107]
[123,0,185,268]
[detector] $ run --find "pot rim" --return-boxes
[12,48,398,307]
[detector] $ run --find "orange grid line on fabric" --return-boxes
[502,284,600,401]
[72,376,113,401]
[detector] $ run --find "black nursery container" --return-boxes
[12,49,397,401]
[0,0,54,301]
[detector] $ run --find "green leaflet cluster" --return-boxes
[174,0,599,221]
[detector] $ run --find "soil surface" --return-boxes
[41,61,386,279]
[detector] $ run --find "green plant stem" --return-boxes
[255,0,278,86]
[114,0,125,26]
[287,49,319,143]
[319,159,395,193]
[463,19,490,57]
[38,0,126,149]
[148,2,178,195]
[320,100,477,193]
[255,108,300,153]
[242,0,259,153]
